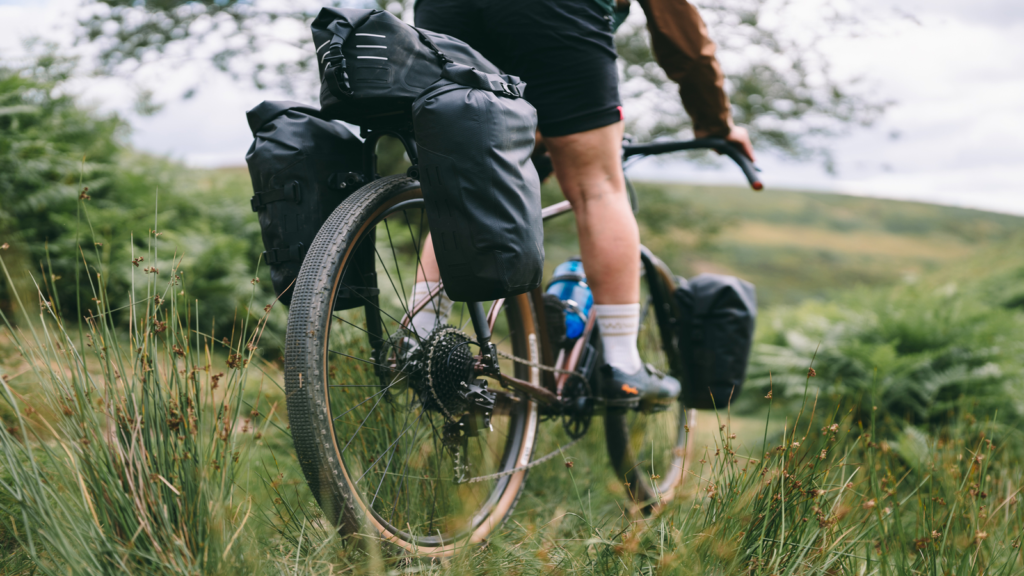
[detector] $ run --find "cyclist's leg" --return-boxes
[411,125,640,358]
[409,234,450,338]
[542,122,638,306]
[414,0,677,403]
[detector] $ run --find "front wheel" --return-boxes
[604,268,697,507]
[284,175,540,556]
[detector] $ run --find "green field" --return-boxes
[627,181,1022,305]
[2,170,1024,575]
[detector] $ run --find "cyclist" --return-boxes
[408,0,757,409]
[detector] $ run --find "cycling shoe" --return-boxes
[601,363,681,412]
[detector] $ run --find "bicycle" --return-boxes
[283,129,762,556]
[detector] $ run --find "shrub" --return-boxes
[0,51,283,354]
[745,278,1024,430]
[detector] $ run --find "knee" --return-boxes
[563,175,627,211]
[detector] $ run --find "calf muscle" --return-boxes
[544,122,639,305]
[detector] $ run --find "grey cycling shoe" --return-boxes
[601,363,682,412]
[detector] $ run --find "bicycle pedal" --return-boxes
[603,396,640,410]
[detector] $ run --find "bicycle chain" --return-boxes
[493,348,590,388]
[426,326,590,388]
[464,436,582,484]
[425,329,590,484]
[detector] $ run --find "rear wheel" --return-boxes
[284,176,540,556]
[604,268,696,507]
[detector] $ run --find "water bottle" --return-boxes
[545,257,593,340]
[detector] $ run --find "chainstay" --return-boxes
[464,436,582,484]
[493,348,589,387]
[437,326,590,386]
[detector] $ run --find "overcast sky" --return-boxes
[2,0,1022,215]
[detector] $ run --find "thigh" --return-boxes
[544,122,626,205]
[416,0,622,138]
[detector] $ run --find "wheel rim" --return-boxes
[320,192,535,548]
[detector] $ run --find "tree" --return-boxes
[616,0,887,170]
[0,46,280,348]
[0,45,123,318]
[76,0,886,166]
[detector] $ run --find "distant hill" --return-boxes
[621,181,1023,306]
[209,166,1024,308]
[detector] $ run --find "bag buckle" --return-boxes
[322,44,345,66]
[498,82,521,98]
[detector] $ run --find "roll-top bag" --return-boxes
[245,101,372,308]
[412,64,544,302]
[312,7,500,126]
[674,274,757,409]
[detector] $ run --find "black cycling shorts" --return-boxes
[414,0,622,137]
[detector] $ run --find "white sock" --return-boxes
[406,281,453,339]
[594,303,642,374]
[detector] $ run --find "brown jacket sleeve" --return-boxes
[636,0,733,136]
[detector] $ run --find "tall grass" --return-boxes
[1,201,1022,573]
[260,379,1024,575]
[0,225,273,573]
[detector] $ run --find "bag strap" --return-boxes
[263,243,307,265]
[250,181,301,211]
[441,63,526,98]
[419,30,527,98]
[414,28,453,66]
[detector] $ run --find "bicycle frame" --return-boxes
[360,126,762,413]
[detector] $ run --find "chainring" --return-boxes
[561,374,593,439]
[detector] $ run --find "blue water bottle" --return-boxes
[545,257,593,339]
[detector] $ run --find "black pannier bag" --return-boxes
[311,7,500,125]
[245,100,372,308]
[673,274,757,409]
[412,64,544,302]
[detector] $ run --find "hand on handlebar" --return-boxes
[696,125,756,163]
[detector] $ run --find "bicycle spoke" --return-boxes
[360,406,423,487]
[382,217,409,315]
[306,190,531,546]
[403,209,441,319]
[328,348,410,375]
[375,246,411,321]
[333,314,375,338]
[331,376,406,423]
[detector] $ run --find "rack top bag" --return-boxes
[312,7,500,125]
